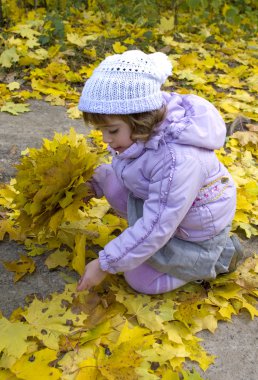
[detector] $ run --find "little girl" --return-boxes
[77,50,242,294]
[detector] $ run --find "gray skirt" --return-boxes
[127,193,235,282]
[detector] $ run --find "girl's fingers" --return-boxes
[77,281,88,291]
[77,273,89,291]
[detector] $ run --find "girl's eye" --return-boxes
[109,129,118,134]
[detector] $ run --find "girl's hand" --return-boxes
[77,259,107,291]
[82,181,95,203]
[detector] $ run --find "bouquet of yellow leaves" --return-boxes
[0,128,127,274]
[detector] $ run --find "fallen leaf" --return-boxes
[3,255,35,282]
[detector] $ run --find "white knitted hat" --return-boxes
[78,50,172,114]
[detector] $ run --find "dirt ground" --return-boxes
[0,100,257,379]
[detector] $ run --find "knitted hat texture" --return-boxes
[78,50,172,114]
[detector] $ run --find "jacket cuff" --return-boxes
[99,250,116,274]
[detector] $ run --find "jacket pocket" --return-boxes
[176,205,215,240]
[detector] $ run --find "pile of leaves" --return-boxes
[0,129,127,277]
[0,257,258,380]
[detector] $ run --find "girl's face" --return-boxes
[96,116,134,154]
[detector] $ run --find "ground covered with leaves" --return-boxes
[0,2,258,379]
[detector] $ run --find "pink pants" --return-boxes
[124,262,186,294]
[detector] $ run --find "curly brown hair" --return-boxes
[82,106,167,142]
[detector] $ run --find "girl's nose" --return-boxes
[102,131,112,144]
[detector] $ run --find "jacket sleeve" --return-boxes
[91,164,128,218]
[99,150,206,273]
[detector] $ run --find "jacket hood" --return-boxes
[159,92,226,150]
[110,92,226,160]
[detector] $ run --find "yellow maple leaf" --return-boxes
[212,282,243,300]
[123,37,135,44]
[98,321,153,380]
[67,33,97,47]
[19,90,41,100]
[178,53,199,68]
[246,123,258,132]
[45,94,66,106]
[0,47,19,68]
[140,340,189,365]
[240,299,258,319]
[48,45,61,58]
[0,317,32,359]
[218,304,237,320]
[92,224,111,247]
[26,48,49,61]
[115,288,174,331]
[230,90,255,103]
[0,219,21,241]
[67,105,81,119]
[184,338,215,371]
[49,209,64,233]
[59,190,74,208]
[79,63,98,78]
[80,320,111,345]
[26,246,47,257]
[159,16,175,33]
[1,102,29,115]
[11,348,61,380]
[18,56,40,66]
[177,69,205,85]
[164,321,192,344]
[25,36,40,49]
[88,199,111,219]
[31,78,65,97]
[0,369,18,379]
[112,41,127,53]
[76,357,100,379]
[116,320,150,346]
[7,82,20,90]
[192,313,218,334]
[72,234,86,275]
[236,193,252,211]
[65,71,82,83]
[232,131,258,146]
[245,180,258,196]
[21,285,86,350]
[60,219,97,238]
[219,101,239,114]
[83,47,97,59]
[234,210,249,223]
[217,75,242,89]
[66,33,87,47]
[3,255,35,282]
[232,222,257,238]
[58,344,96,378]
[45,249,71,269]
[10,24,40,38]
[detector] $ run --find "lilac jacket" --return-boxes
[92,92,236,274]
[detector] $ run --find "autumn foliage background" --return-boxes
[0,1,257,379]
